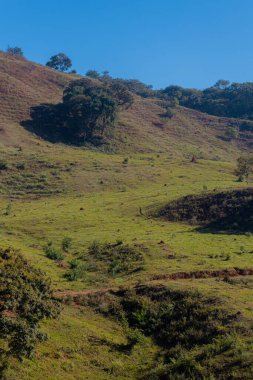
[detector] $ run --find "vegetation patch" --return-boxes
[87,241,145,277]
[81,284,253,380]
[155,188,253,233]
[22,76,133,146]
[0,247,60,377]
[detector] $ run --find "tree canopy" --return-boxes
[160,81,253,120]
[25,76,135,145]
[46,53,72,72]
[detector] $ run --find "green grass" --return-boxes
[1,145,253,379]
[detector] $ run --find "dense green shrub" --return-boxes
[43,241,64,261]
[0,247,60,375]
[65,260,87,281]
[88,241,144,276]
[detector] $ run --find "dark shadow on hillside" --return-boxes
[196,201,253,234]
[21,104,64,143]
[21,104,106,147]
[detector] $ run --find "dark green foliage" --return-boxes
[88,241,144,276]
[87,285,251,380]
[6,46,24,57]
[63,77,134,108]
[0,247,60,375]
[156,188,253,233]
[24,76,133,145]
[43,242,64,261]
[160,81,253,120]
[46,53,72,72]
[65,260,87,281]
[106,78,154,98]
[86,70,100,79]
[214,79,230,89]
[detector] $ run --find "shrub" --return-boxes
[6,46,24,57]
[0,247,60,375]
[88,241,144,276]
[43,242,64,261]
[88,285,249,380]
[65,260,87,281]
[62,237,72,252]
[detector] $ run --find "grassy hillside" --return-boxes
[0,54,253,379]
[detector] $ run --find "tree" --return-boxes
[214,79,230,89]
[235,156,253,182]
[6,46,24,57]
[63,93,117,142]
[0,247,60,376]
[86,70,100,79]
[25,76,134,145]
[46,53,72,72]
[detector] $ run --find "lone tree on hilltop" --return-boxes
[6,46,24,57]
[46,53,72,72]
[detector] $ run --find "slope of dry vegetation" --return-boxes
[0,52,246,159]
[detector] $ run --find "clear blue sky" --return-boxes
[0,0,252,89]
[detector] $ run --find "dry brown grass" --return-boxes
[0,52,247,159]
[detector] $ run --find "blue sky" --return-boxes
[0,0,252,89]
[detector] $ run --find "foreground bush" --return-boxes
[0,247,60,376]
[85,285,252,379]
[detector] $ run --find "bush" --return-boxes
[6,46,24,57]
[0,247,60,375]
[88,241,144,276]
[65,260,87,281]
[43,242,64,261]
[62,237,72,252]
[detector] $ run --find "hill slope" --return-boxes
[0,52,72,147]
[0,52,248,158]
[1,54,253,379]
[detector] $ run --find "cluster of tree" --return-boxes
[160,80,253,120]
[86,70,154,97]
[24,76,134,145]
[0,247,60,376]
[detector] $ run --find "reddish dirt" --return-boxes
[55,267,253,300]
